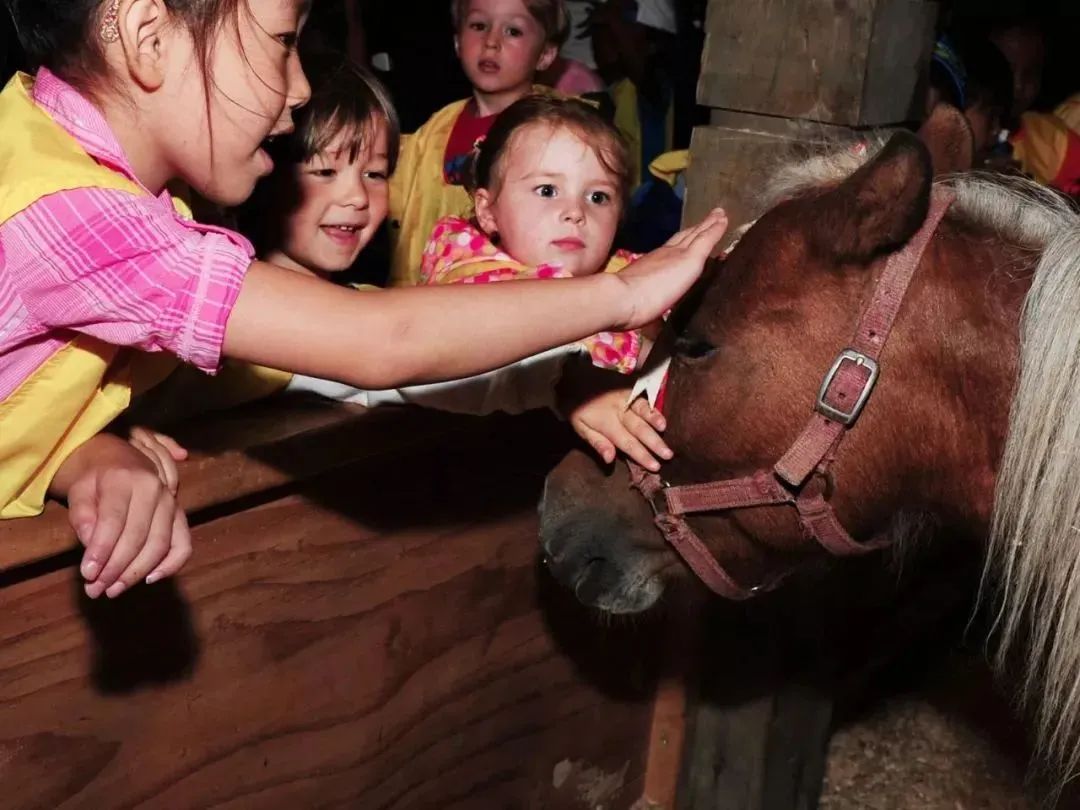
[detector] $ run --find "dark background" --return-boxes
[0,1,1076,130]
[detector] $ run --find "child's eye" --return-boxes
[468,20,487,31]
[365,170,389,181]
[534,184,557,198]
[308,168,336,178]
[506,26,523,37]
[587,191,612,205]
[277,32,299,51]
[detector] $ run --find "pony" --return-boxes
[538,108,1080,784]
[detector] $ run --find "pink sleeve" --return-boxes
[2,187,251,373]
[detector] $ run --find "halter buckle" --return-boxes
[815,349,879,426]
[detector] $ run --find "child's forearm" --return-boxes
[225,262,631,389]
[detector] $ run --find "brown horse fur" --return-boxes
[808,131,932,262]
[918,103,976,177]
[540,121,1032,612]
[540,110,1080,785]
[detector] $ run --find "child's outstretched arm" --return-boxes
[224,210,727,388]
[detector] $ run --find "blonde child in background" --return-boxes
[387,0,569,286]
[237,56,676,469]
[1,0,727,601]
[422,96,650,375]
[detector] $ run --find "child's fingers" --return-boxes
[107,495,177,598]
[598,420,661,472]
[66,475,99,550]
[684,209,729,258]
[80,474,137,588]
[85,476,163,599]
[149,431,188,462]
[146,510,193,585]
[629,398,666,431]
[622,410,674,460]
[129,438,171,494]
[575,422,617,465]
[68,476,105,582]
[129,434,174,493]
[665,208,725,249]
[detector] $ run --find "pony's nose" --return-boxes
[570,557,611,604]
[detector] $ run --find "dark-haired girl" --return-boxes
[0,0,726,599]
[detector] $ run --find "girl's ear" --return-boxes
[474,188,499,236]
[536,43,557,72]
[116,0,170,91]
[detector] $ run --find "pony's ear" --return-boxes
[917,103,975,175]
[809,131,932,264]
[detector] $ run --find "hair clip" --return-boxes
[100,0,121,43]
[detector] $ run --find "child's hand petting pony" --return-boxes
[559,362,672,471]
[570,391,671,471]
[50,430,192,599]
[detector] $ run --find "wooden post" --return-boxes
[683,0,939,244]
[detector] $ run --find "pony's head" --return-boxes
[542,126,1013,610]
[541,107,1080,785]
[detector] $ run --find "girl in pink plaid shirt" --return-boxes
[0,0,726,601]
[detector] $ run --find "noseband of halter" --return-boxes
[628,189,954,600]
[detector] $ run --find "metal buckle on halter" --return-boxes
[815,349,879,426]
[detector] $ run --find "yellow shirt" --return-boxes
[1011,109,1080,195]
[387,99,475,287]
[0,75,287,518]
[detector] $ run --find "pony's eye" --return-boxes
[674,334,717,360]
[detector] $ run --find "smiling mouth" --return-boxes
[320,225,364,245]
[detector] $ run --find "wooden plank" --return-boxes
[861,0,938,126]
[0,399,514,574]
[640,619,701,809]
[683,115,858,243]
[0,411,665,809]
[697,0,937,126]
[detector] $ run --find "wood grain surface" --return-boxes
[0,405,668,810]
[697,0,936,126]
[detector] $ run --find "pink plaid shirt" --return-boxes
[0,69,253,400]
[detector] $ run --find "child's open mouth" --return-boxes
[321,225,361,246]
[478,59,500,74]
[257,136,278,173]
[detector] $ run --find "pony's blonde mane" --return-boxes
[762,137,1080,783]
